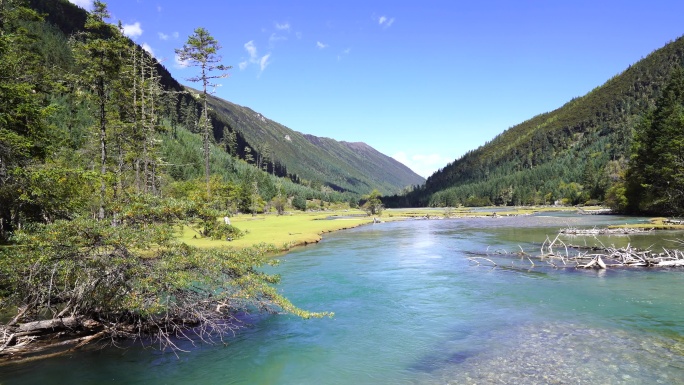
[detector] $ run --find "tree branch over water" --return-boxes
[0,215,331,363]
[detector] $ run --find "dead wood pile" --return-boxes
[469,233,684,269]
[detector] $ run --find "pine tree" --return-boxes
[224,127,237,156]
[244,145,254,164]
[71,1,126,219]
[627,67,684,215]
[0,0,52,239]
[175,28,230,197]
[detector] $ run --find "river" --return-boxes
[3,212,684,384]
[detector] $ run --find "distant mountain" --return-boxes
[397,35,684,207]
[31,0,424,197]
[202,92,425,195]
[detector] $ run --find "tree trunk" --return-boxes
[98,78,106,221]
[202,63,211,198]
[18,317,81,333]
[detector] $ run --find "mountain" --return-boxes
[201,92,424,195]
[30,0,423,197]
[396,35,684,207]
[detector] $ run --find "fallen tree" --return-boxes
[577,208,614,215]
[560,227,653,235]
[0,215,330,363]
[473,233,684,270]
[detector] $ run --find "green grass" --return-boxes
[609,217,684,230]
[177,206,588,251]
[384,206,578,218]
[179,209,377,250]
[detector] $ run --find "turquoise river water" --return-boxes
[3,212,684,384]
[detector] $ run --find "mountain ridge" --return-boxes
[200,90,425,195]
[396,35,684,207]
[29,0,424,197]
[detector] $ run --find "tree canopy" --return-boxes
[626,67,684,215]
[390,36,684,210]
[176,27,230,197]
[0,0,338,359]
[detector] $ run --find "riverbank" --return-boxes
[9,212,684,384]
[178,206,585,252]
[179,209,379,251]
[610,217,684,230]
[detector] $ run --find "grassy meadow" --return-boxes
[177,206,589,252]
[179,209,379,250]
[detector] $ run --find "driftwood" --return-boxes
[0,316,107,363]
[479,233,684,270]
[0,331,108,365]
[560,227,653,235]
[569,244,684,268]
[577,208,613,215]
[17,317,81,333]
[0,310,238,363]
[466,256,498,267]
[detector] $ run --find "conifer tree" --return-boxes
[627,67,684,215]
[71,0,126,219]
[175,28,230,197]
[0,0,51,239]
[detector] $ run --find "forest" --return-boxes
[3,0,684,362]
[0,0,348,358]
[387,35,684,216]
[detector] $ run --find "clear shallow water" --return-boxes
[4,214,684,384]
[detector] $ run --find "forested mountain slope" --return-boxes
[31,0,422,197]
[398,35,684,207]
[203,93,424,195]
[3,0,355,218]
[1,0,336,356]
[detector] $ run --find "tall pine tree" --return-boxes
[0,0,53,239]
[175,28,230,197]
[71,1,126,219]
[627,67,684,215]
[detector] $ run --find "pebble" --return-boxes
[415,321,684,384]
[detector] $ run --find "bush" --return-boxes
[209,223,244,240]
[292,195,307,211]
[0,212,328,355]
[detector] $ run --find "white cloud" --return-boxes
[244,40,257,60]
[68,0,93,10]
[173,32,179,39]
[241,41,271,75]
[337,48,351,61]
[393,152,450,178]
[122,22,143,39]
[260,54,271,72]
[142,43,154,57]
[269,33,287,46]
[316,41,328,49]
[275,22,290,31]
[378,15,395,28]
[158,32,169,40]
[174,53,189,69]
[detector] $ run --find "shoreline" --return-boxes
[179,206,594,254]
[4,206,677,364]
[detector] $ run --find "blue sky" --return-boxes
[69,0,684,177]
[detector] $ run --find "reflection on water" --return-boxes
[3,214,684,385]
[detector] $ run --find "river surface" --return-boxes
[4,213,684,384]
